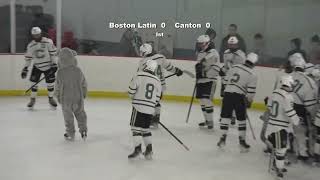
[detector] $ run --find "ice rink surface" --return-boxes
[0,97,318,180]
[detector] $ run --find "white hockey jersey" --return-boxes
[222,49,246,84]
[137,54,177,91]
[196,48,220,84]
[224,64,258,102]
[266,88,300,135]
[128,71,162,115]
[24,37,57,71]
[291,71,318,114]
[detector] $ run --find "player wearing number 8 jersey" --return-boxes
[21,27,58,109]
[217,53,258,152]
[137,43,183,128]
[128,60,162,160]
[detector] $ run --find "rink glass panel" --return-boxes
[0,0,10,53]
[15,0,57,53]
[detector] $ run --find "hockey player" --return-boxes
[128,60,162,160]
[137,43,183,128]
[217,53,258,152]
[55,48,88,141]
[291,57,318,161]
[21,27,58,109]
[265,75,300,180]
[220,36,246,125]
[195,35,220,129]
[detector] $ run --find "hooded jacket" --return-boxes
[55,48,87,104]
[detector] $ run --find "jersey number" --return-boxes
[230,73,240,83]
[270,101,279,118]
[145,84,155,99]
[156,65,163,79]
[292,79,303,93]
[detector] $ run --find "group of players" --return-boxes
[21,26,319,179]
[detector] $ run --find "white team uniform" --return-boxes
[196,48,220,84]
[265,88,300,174]
[224,64,258,102]
[291,71,318,114]
[222,49,246,84]
[266,89,300,136]
[128,71,162,115]
[24,37,57,71]
[137,54,177,92]
[291,71,318,157]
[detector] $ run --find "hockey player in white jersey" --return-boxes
[195,35,220,129]
[220,36,246,92]
[220,36,246,125]
[265,75,300,180]
[128,60,162,159]
[217,53,258,152]
[290,57,318,161]
[21,27,58,109]
[137,43,183,128]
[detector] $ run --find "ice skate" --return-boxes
[27,98,36,110]
[128,144,142,159]
[81,131,87,141]
[64,133,75,141]
[48,97,57,109]
[239,138,250,153]
[312,154,320,167]
[143,144,153,160]
[199,121,213,130]
[217,135,226,148]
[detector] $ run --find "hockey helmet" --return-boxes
[31,27,42,35]
[196,35,210,52]
[139,43,152,57]
[280,75,294,88]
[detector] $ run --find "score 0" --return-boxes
[205,23,211,28]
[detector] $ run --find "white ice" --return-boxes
[0,97,318,180]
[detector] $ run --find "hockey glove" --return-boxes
[245,98,252,108]
[195,63,204,79]
[264,97,269,106]
[50,64,58,74]
[21,67,28,79]
[219,67,226,77]
[175,68,183,76]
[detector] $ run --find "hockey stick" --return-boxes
[158,121,190,151]
[25,76,47,94]
[246,113,257,140]
[268,148,275,173]
[186,83,197,123]
[165,70,195,79]
[25,71,56,94]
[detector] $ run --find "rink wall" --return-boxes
[0,55,281,111]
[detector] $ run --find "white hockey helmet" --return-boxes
[143,60,158,73]
[31,27,42,35]
[291,56,306,69]
[197,35,210,43]
[280,75,294,88]
[139,43,152,57]
[227,36,239,44]
[304,63,315,75]
[246,52,259,64]
[289,53,305,66]
[311,68,320,81]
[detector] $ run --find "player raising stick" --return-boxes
[137,43,184,128]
